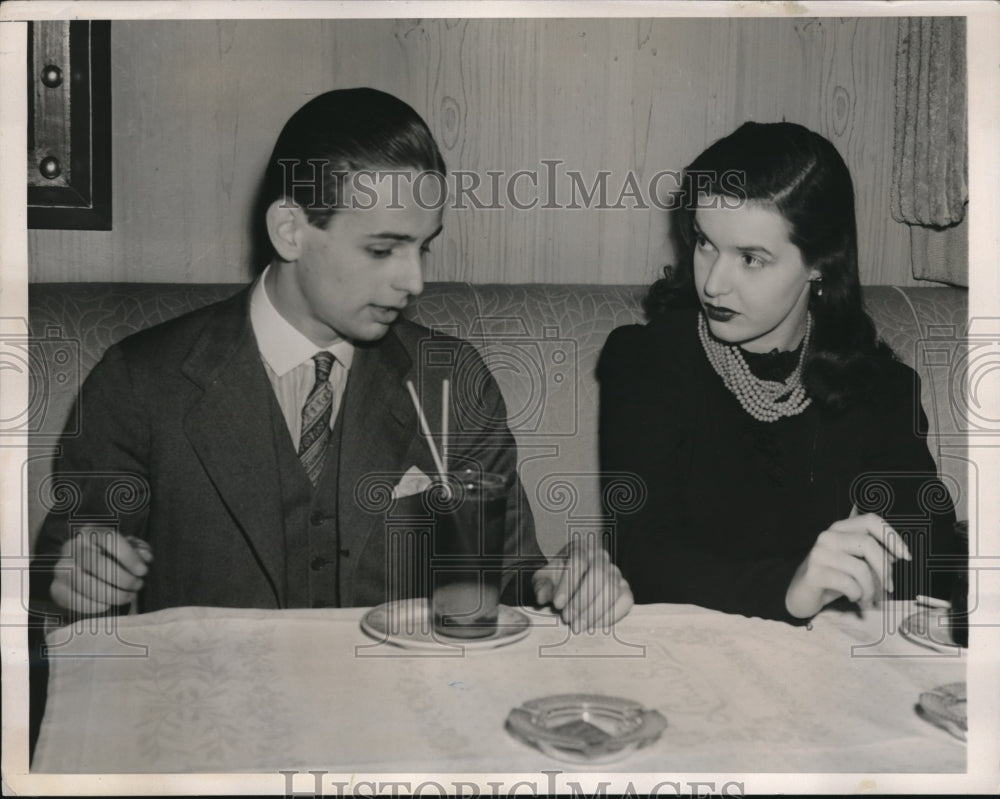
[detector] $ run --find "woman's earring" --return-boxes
[811,278,824,297]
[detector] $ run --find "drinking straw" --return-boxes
[441,379,449,474]
[405,380,447,480]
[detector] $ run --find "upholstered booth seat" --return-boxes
[25,283,968,556]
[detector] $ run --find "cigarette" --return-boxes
[915,594,951,610]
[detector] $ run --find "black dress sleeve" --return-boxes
[597,322,806,624]
[857,360,959,601]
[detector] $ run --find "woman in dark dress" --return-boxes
[598,122,957,624]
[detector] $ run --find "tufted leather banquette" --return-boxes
[25,283,969,556]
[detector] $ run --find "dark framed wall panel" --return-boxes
[27,20,111,230]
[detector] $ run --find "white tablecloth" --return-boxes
[32,601,965,774]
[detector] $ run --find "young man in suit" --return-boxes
[32,88,633,631]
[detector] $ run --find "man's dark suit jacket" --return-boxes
[32,286,544,613]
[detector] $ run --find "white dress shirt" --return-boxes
[249,266,354,449]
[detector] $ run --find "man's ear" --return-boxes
[265,199,305,262]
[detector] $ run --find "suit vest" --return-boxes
[264,379,436,609]
[266,387,346,608]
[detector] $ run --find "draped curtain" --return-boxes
[890,17,968,286]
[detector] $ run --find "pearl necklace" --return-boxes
[697,312,813,423]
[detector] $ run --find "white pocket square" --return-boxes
[391,466,433,499]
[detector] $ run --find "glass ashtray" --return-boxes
[505,693,667,763]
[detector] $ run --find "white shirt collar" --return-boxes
[250,264,355,377]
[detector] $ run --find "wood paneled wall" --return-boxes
[28,17,920,285]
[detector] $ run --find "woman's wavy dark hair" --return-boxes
[645,121,893,409]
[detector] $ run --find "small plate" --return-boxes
[361,598,530,651]
[918,682,967,742]
[900,608,962,652]
[506,693,667,763]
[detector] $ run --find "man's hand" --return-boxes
[532,537,634,633]
[50,528,154,615]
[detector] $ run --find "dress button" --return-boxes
[310,556,327,570]
[310,511,325,525]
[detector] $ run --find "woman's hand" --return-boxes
[785,506,912,619]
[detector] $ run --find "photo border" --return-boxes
[2,1,998,795]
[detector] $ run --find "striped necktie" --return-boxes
[299,352,336,487]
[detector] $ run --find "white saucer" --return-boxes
[360,598,531,651]
[899,608,961,652]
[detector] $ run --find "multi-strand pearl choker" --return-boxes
[697,311,813,423]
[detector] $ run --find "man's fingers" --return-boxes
[50,579,113,615]
[535,538,632,631]
[614,582,634,620]
[549,538,595,611]
[532,560,573,610]
[534,538,597,620]
[561,543,631,633]
[567,565,633,632]
[550,563,574,610]
[51,569,140,614]
[564,560,602,633]
[126,536,155,564]
[72,530,149,591]
[86,530,149,578]
[70,568,142,608]
[531,570,555,605]
[559,552,593,625]
[50,530,148,613]
[80,559,145,594]
[75,543,145,593]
